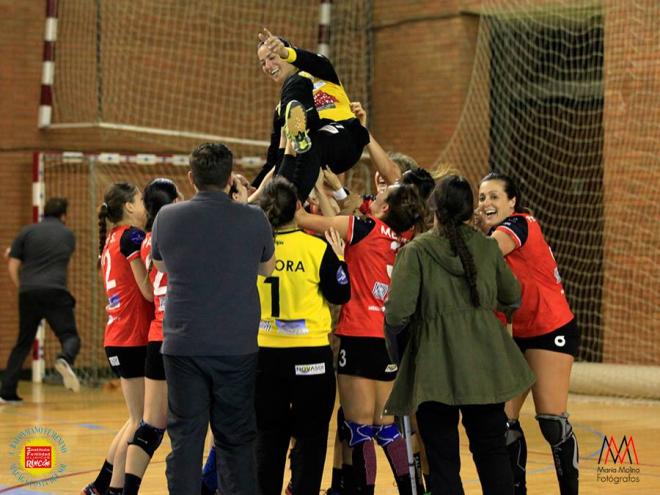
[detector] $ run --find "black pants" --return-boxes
[163,353,258,495]
[279,118,369,200]
[416,401,513,495]
[255,346,336,495]
[1,288,80,396]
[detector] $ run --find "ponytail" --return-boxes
[98,203,108,268]
[432,175,481,307]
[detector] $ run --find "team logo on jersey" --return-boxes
[294,363,326,376]
[336,266,348,285]
[385,364,398,373]
[107,294,120,309]
[314,90,338,111]
[372,281,389,301]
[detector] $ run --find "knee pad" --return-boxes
[536,413,573,448]
[374,423,402,447]
[505,419,525,446]
[344,420,378,448]
[505,419,527,491]
[128,420,165,458]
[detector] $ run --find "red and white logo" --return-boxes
[24,446,52,469]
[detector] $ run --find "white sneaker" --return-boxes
[55,358,80,392]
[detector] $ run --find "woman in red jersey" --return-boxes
[122,178,181,494]
[296,182,427,495]
[477,172,579,495]
[82,182,153,495]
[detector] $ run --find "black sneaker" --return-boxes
[284,100,312,154]
[0,393,23,404]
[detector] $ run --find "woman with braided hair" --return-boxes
[383,175,535,495]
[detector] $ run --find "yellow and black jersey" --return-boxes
[284,47,355,122]
[252,47,360,188]
[258,229,350,349]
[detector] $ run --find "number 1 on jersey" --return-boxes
[264,276,280,317]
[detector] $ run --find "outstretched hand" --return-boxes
[258,28,288,59]
[325,227,346,258]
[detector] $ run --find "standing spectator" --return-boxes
[384,175,535,494]
[151,143,275,495]
[2,198,80,403]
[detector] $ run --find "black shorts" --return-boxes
[105,345,147,379]
[514,319,580,357]
[145,341,165,381]
[337,335,398,381]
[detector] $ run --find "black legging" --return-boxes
[278,118,369,200]
[416,401,514,495]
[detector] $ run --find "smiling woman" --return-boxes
[477,172,581,495]
[251,28,369,201]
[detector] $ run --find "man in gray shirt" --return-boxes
[152,143,275,495]
[2,198,81,403]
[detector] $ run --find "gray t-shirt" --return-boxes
[151,191,274,356]
[9,217,75,293]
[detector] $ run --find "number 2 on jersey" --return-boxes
[103,250,117,290]
[264,276,280,317]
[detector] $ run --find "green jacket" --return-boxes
[383,225,535,415]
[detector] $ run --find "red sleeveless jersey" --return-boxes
[496,213,574,338]
[336,216,409,338]
[140,232,167,342]
[101,225,152,346]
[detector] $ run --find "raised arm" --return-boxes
[350,102,401,186]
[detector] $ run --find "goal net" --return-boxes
[50,0,371,156]
[439,0,659,397]
[37,151,372,385]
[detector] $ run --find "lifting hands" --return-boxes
[258,28,288,59]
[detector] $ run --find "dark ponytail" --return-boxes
[258,177,298,229]
[98,182,139,264]
[143,178,178,232]
[480,172,530,214]
[432,175,480,307]
[382,183,429,235]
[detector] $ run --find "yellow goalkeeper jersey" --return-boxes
[258,228,350,348]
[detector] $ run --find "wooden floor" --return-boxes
[1,382,659,494]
